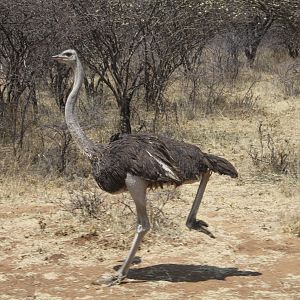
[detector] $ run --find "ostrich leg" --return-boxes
[186,171,215,238]
[94,174,150,286]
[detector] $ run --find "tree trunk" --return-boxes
[244,14,273,68]
[244,44,258,68]
[287,45,299,59]
[119,98,131,134]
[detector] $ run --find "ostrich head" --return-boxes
[52,49,77,65]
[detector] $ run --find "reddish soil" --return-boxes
[0,175,299,300]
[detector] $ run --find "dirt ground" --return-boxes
[0,168,299,300]
[0,72,299,299]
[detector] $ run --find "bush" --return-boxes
[63,184,180,233]
[248,121,298,177]
[282,214,300,237]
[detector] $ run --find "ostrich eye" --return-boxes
[64,52,72,57]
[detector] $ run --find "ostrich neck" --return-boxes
[65,59,100,159]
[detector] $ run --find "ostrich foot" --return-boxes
[92,273,126,286]
[188,219,215,239]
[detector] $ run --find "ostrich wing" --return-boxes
[92,134,183,193]
[110,133,238,180]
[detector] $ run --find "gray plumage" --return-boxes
[52,49,238,286]
[92,134,183,193]
[110,133,238,181]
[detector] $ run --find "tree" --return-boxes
[0,1,43,152]
[232,0,300,66]
[65,0,229,133]
[63,0,153,133]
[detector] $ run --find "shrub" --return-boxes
[248,121,298,177]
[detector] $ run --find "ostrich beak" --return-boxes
[51,55,64,61]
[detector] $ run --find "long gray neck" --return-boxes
[65,58,97,159]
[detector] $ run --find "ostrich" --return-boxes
[52,49,238,286]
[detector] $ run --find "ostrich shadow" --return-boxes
[114,261,262,283]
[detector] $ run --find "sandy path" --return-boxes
[0,175,299,299]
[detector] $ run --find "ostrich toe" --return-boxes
[92,273,126,286]
[190,219,216,239]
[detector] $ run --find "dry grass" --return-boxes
[282,214,300,237]
[0,48,298,209]
[2,24,300,297]
[1,58,300,298]
[61,182,183,236]
[248,121,298,177]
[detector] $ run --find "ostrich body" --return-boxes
[52,49,238,286]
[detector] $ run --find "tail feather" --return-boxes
[204,154,238,178]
